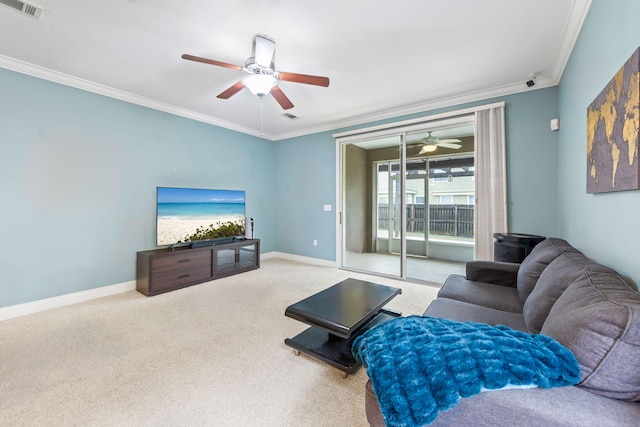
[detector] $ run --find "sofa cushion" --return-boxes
[437,274,523,313]
[541,267,640,401]
[517,238,580,303]
[365,379,640,427]
[425,297,527,331]
[523,252,593,333]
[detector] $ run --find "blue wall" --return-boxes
[1,41,564,308]
[274,131,337,259]
[277,87,560,261]
[0,68,275,307]
[5,1,638,308]
[557,0,640,284]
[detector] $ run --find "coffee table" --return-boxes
[284,278,401,377]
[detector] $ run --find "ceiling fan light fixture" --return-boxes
[420,144,438,154]
[242,74,277,97]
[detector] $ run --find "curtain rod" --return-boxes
[332,101,505,140]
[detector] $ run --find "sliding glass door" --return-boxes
[404,160,429,280]
[376,161,403,255]
[342,136,402,277]
[339,119,476,283]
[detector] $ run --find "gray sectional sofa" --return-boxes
[365,238,640,426]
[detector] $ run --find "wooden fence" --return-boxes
[378,204,474,237]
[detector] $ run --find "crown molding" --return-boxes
[272,76,558,141]
[0,54,273,140]
[551,0,592,82]
[0,53,558,143]
[2,0,586,147]
[268,0,593,141]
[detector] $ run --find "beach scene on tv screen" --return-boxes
[157,187,245,246]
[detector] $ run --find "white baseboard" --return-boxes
[262,251,337,268]
[1,252,335,321]
[0,280,136,321]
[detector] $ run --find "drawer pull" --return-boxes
[178,274,190,279]
[178,259,190,263]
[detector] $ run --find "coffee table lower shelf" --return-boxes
[284,309,400,377]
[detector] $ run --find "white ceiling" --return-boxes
[0,0,591,141]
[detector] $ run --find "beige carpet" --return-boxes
[0,258,440,426]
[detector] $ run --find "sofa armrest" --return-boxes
[466,261,520,287]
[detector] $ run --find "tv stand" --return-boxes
[136,239,260,296]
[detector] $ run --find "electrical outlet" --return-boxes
[313,240,318,246]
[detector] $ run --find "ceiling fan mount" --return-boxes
[244,59,274,74]
[182,34,330,110]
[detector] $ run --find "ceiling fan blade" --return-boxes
[271,86,294,110]
[181,54,243,71]
[217,81,245,99]
[436,142,462,149]
[278,71,330,87]
[437,138,462,143]
[253,34,276,68]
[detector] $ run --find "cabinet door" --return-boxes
[214,247,237,275]
[238,244,257,268]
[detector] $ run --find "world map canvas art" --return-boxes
[587,47,640,193]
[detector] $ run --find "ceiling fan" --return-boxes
[418,132,462,154]
[181,34,330,110]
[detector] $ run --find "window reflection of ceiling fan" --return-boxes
[181,34,330,110]
[418,132,462,153]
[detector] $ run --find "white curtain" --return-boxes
[474,105,507,260]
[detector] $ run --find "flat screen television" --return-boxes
[156,187,246,247]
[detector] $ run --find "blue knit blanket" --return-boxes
[352,316,580,427]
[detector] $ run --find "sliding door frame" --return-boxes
[337,117,473,280]
[335,101,504,280]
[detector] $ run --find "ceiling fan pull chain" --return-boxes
[260,97,264,136]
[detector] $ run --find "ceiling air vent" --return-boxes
[0,0,42,19]
[283,113,300,120]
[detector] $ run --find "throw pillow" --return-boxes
[516,238,580,303]
[541,267,640,401]
[523,252,594,333]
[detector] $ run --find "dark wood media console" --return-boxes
[136,239,260,296]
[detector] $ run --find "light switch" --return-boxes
[323,204,332,211]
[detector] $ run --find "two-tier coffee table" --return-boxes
[284,278,402,377]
